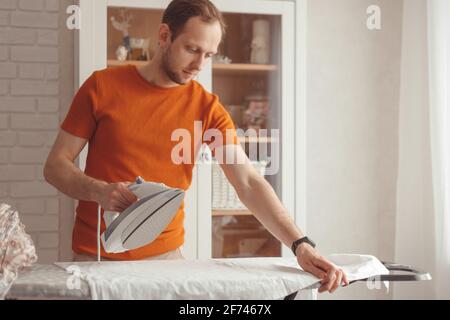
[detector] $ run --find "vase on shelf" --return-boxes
[250,19,270,64]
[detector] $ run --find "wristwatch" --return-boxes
[291,236,316,256]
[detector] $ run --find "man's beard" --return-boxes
[161,46,186,85]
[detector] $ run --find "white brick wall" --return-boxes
[18,0,44,11]
[0,0,61,264]
[0,45,8,59]
[0,0,17,10]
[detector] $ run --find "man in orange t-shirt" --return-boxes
[44,0,348,294]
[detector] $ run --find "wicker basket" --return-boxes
[212,160,267,210]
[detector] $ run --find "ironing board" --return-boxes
[6,264,90,300]
[6,263,318,300]
[5,255,430,300]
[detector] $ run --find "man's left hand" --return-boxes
[296,244,349,293]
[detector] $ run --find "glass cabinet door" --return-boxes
[211,13,282,258]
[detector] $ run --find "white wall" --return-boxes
[305,0,403,299]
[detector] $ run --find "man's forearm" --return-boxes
[44,158,107,203]
[237,174,304,249]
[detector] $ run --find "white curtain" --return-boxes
[427,0,450,299]
[394,0,450,299]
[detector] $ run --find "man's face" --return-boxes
[161,16,221,85]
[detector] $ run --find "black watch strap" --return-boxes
[291,236,316,255]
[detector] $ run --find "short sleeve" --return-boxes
[203,94,239,157]
[60,72,99,139]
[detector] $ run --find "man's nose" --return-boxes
[191,54,206,71]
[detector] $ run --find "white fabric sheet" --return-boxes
[55,254,389,300]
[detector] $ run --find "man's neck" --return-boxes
[137,56,180,89]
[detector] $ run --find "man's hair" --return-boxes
[162,0,226,42]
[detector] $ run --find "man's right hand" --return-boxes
[95,182,138,212]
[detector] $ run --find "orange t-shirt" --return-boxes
[61,65,238,260]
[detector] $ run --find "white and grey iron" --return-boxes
[99,176,184,254]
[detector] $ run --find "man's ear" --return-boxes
[158,23,172,47]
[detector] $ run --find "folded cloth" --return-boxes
[0,203,38,299]
[55,254,389,300]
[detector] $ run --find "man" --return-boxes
[44,0,348,293]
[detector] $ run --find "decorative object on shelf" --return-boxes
[130,37,151,61]
[225,104,245,129]
[111,8,133,60]
[243,95,269,132]
[212,160,267,210]
[250,19,270,64]
[213,54,232,64]
[115,45,128,61]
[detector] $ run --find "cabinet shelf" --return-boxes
[107,59,147,67]
[107,60,277,75]
[213,63,277,75]
[212,210,253,217]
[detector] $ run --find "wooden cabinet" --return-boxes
[77,0,298,260]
